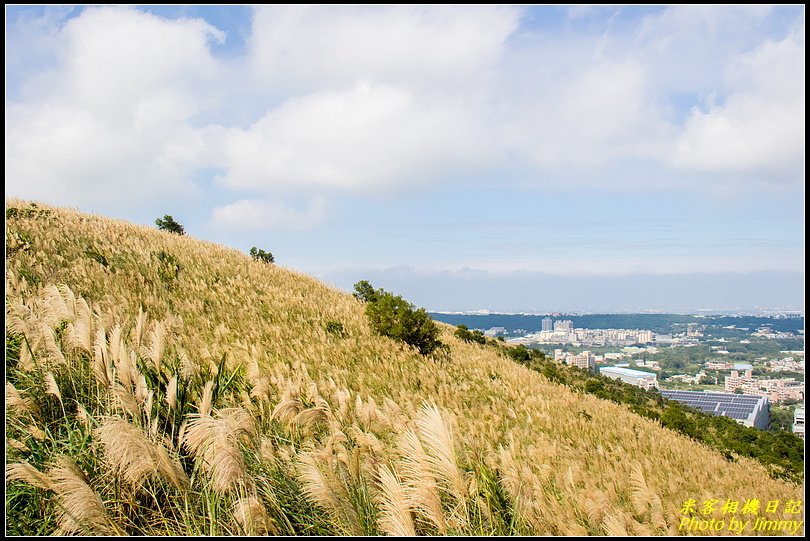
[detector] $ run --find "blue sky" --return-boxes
[5,5,805,312]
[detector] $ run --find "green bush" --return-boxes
[353,281,442,356]
[454,324,487,344]
[249,247,274,264]
[155,215,185,235]
[325,320,345,337]
[155,250,182,284]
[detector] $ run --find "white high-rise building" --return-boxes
[542,317,553,332]
[554,320,573,333]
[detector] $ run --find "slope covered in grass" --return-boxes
[5,200,804,536]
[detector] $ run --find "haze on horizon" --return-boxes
[5,5,805,313]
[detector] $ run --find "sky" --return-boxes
[5,5,805,313]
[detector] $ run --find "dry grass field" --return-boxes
[5,200,803,535]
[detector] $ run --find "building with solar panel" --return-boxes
[659,389,770,430]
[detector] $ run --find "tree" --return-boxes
[353,280,442,356]
[155,215,185,235]
[454,324,486,344]
[249,247,274,264]
[352,280,378,303]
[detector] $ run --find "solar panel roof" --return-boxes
[659,390,767,421]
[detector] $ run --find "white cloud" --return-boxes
[634,5,777,94]
[673,28,805,179]
[4,5,804,215]
[211,82,496,193]
[248,5,521,93]
[504,57,672,170]
[5,7,224,207]
[212,198,328,231]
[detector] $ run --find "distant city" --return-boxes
[432,312,805,437]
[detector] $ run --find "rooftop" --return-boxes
[600,366,657,378]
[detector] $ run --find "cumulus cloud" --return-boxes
[212,198,328,231]
[673,28,805,180]
[4,5,804,215]
[5,7,224,207]
[211,82,496,193]
[248,5,521,93]
[504,57,672,171]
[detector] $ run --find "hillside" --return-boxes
[5,200,804,536]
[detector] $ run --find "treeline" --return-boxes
[461,334,804,485]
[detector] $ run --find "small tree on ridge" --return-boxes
[155,215,185,235]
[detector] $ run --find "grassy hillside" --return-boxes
[5,200,804,536]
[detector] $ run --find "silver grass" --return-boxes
[603,512,630,536]
[629,465,655,517]
[199,380,215,416]
[107,324,125,368]
[182,409,254,493]
[131,307,148,349]
[96,417,189,490]
[397,429,446,534]
[28,424,46,441]
[292,404,330,431]
[270,397,303,425]
[376,464,416,537]
[144,320,166,373]
[44,371,63,404]
[6,461,52,490]
[165,375,178,410]
[6,381,37,416]
[233,496,278,535]
[415,402,468,507]
[49,456,122,536]
[113,383,140,418]
[66,318,93,354]
[8,439,28,451]
[41,324,66,365]
[297,453,361,535]
[93,327,111,388]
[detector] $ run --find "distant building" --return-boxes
[542,317,553,332]
[655,334,674,344]
[725,369,753,392]
[569,351,595,371]
[725,369,804,403]
[600,366,658,390]
[686,324,703,337]
[554,320,573,333]
[659,390,769,430]
[484,327,506,337]
[706,361,732,371]
[635,359,660,371]
[793,408,804,439]
[637,330,654,344]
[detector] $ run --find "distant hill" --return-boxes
[5,200,803,536]
[431,313,805,335]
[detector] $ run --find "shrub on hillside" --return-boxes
[353,281,442,356]
[249,247,274,264]
[454,324,487,344]
[155,215,185,235]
